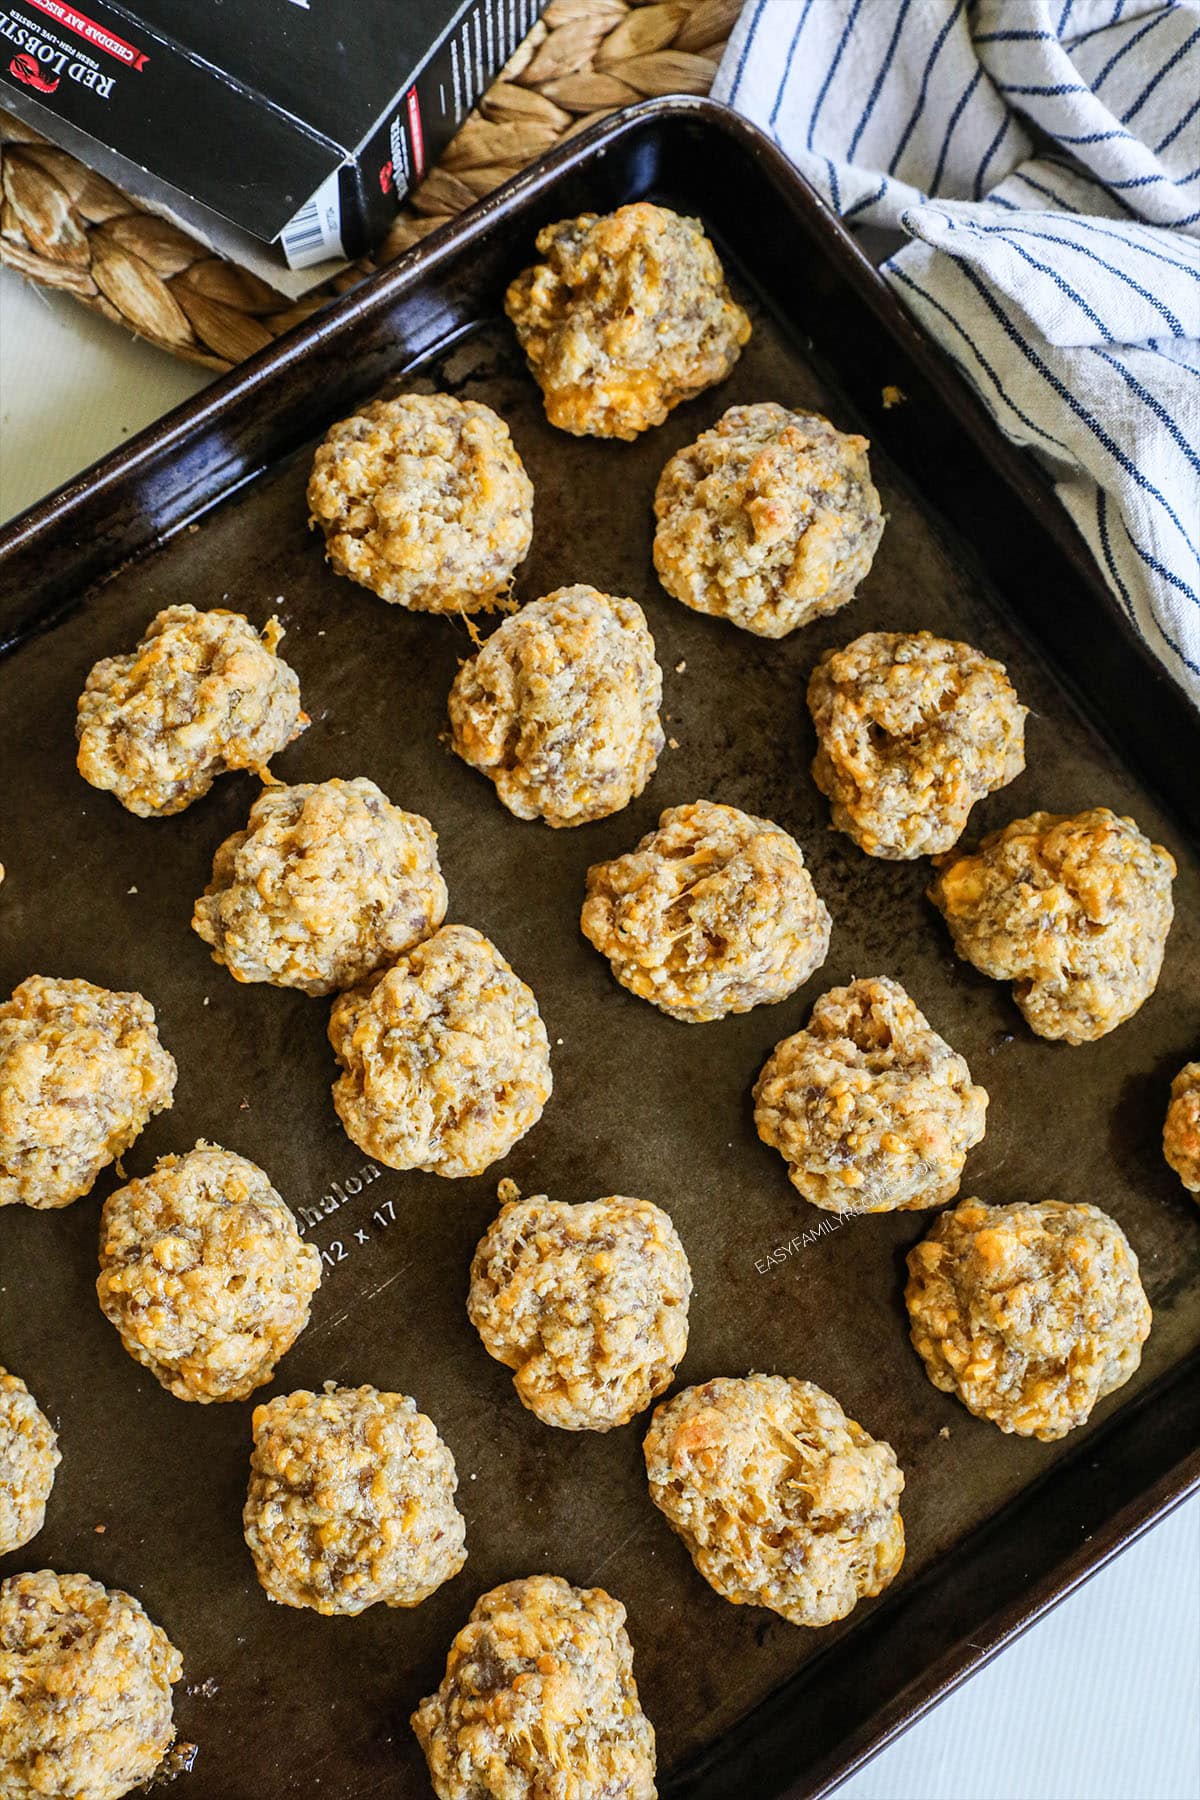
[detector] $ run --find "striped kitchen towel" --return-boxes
[714,0,1200,708]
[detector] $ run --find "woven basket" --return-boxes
[0,0,739,372]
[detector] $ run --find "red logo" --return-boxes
[24,0,148,69]
[379,159,394,195]
[8,53,59,92]
[406,88,425,178]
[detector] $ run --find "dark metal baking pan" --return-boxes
[1,98,1197,1800]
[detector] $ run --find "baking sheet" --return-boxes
[1,181,1199,1799]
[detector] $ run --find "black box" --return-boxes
[0,0,548,270]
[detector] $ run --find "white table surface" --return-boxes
[2,267,1198,1800]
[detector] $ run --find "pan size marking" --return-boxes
[317,1195,398,1272]
[296,1161,382,1234]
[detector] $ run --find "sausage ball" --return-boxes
[643,1375,904,1628]
[753,977,988,1214]
[1164,1061,1200,1197]
[905,1198,1152,1440]
[928,809,1176,1043]
[0,1370,60,1555]
[448,585,664,828]
[97,1143,321,1403]
[412,1575,656,1800]
[243,1384,467,1615]
[328,925,552,1178]
[192,776,448,994]
[581,800,831,1023]
[652,403,884,637]
[307,393,533,612]
[76,605,304,817]
[505,201,750,440]
[0,1570,182,1800]
[0,975,176,1210]
[468,1183,692,1431]
[808,630,1027,858]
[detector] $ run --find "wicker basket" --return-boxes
[0,0,739,371]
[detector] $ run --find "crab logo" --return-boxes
[9,53,59,93]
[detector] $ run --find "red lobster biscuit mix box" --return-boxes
[0,0,547,276]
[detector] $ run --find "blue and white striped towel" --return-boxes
[713,0,1200,708]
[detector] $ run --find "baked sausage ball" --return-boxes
[652,403,884,638]
[905,1198,1152,1441]
[644,1375,904,1628]
[0,975,176,1211]
[448,586,664,828]
[328,925,551,1178]
[0,1371,60,1555]
[243,1384,467,1615]
[468,1183,692,1431]
[307,393,533,613]
[581,800,831,1024]
[808,631,1027,858]
[76,605,304,817]
[1164,1061,1200,1197]
[0,1570,182,1800]
[192,776,447,995]
[97,1143,321,1404]
[412,1575,656,1800]
[753,977,988,1215]
[928,809,1176,1043]
[505,201,750,440]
